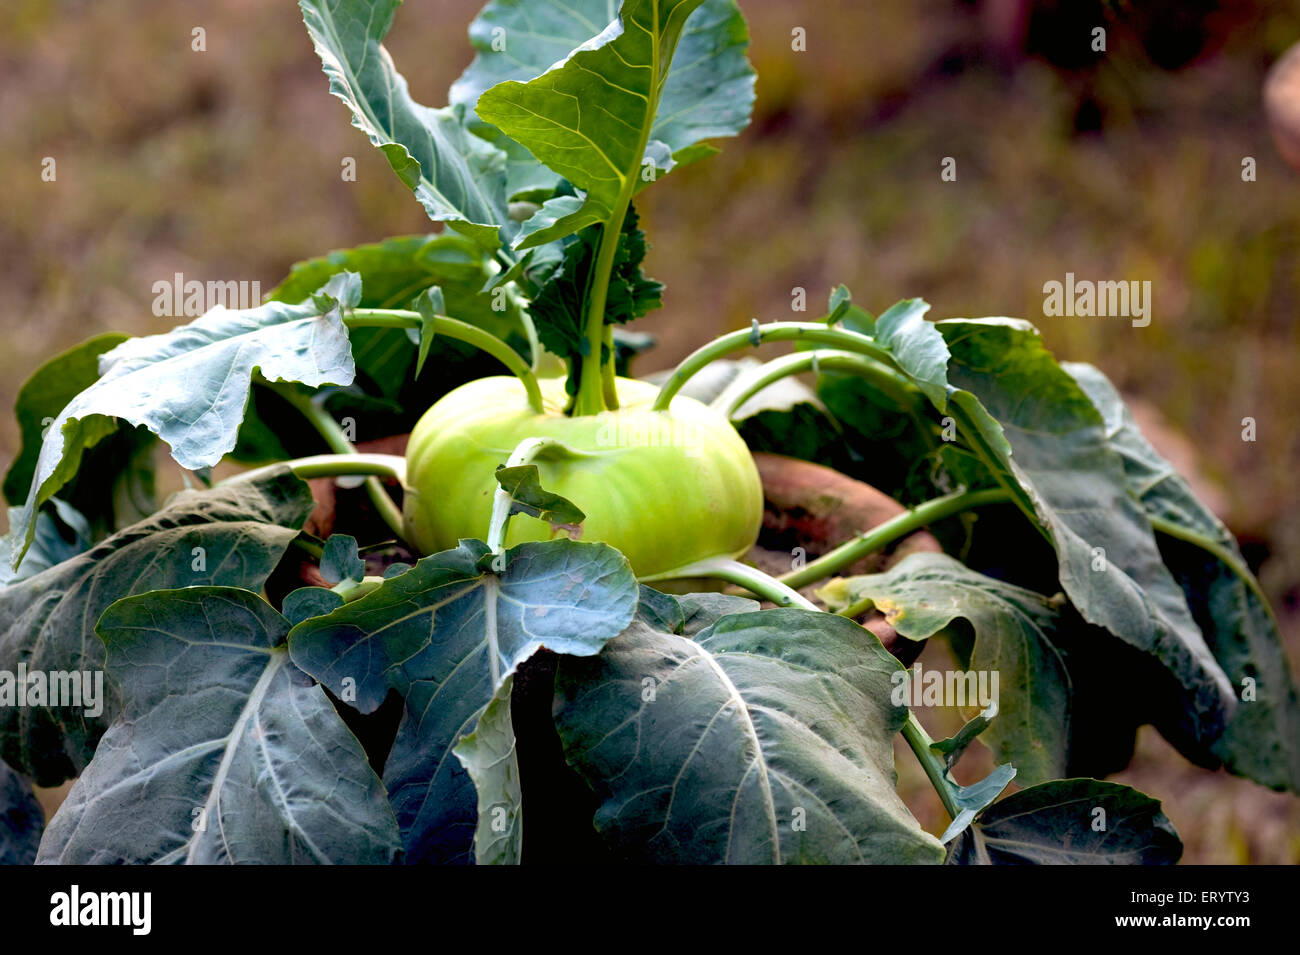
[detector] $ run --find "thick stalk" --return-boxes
[601,326,620,410]
[346,308,544,414]
[653,323,897,411]
[901,711,961,820]
[781,487,1011,590]
[713,349,921,419]
[639,556,819,611]
[573,217,627,416]
[224,453,407,487]
[268,385,406,540]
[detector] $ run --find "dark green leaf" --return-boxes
[37,587,402,864]
[495,464,585,529]
[282,586,345,626]
[555,608,945,863]
[320,534,365,587]
[527,205,662,363]
[0,469,314,785]
[946,779,1182,865]
[1,760,42,864]
[1067,362,1300,792]
[819,552,1071,785]
[288,538,637,864]
[936,318,1236,753]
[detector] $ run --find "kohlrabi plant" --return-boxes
[0,0,1295,866]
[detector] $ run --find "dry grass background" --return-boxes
[1,0,1298,862]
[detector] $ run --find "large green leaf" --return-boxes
[299,0,510,248]
[453,0,754,201]
[0,470,314,785]
[1066,362,1300,792]
[0,760,42,865]
[2,334,158,542]
[475,0,750,248]
[3,273,359,568]
[554,602,945,864]
[934,318,1235,752]
[288,538,638,863]
[946,779,1182,865]
[451,676,522,865]
[37,587,401,864]
[818,552,1071,786]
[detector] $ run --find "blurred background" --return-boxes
[1,0,1298,861]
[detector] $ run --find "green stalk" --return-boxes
[601,326,620,410]
[224,453,407,487]
[653,323,897,411]
[639,556,819,611]
[713,349,921,419]
[334,575,386,603]
[780,487,1011,590]
[573,216,628,416]
[901,711,961,820]
[268,385,407,540]
[346,308,544,414]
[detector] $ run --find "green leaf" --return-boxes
[37,587,402,864]
[3,333,126,505]
[282,586,345,625]
[1066,362,1300,792]
[939,763,1017,844]
[0,760,42,865]
[946,779,1182,865]
[818,552,1071,786]
[0,469,314,785]
[936,318,1236,752]
[3,273,360,568]
[495,464,585,528]
[319,533,365,587]
[526,204,662,363]
[555,605,945,864]
[458,0,754,214]
[288,538,637,864]
[3,335,159,540]
[298,0,510,247]
[412,286,445,377]
[0,499,91,585]
[476,0,748,249]
[452,676,522,865]
[931,708,998,772]
[874,299,949,412]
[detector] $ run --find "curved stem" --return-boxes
[713,349,921,419]
[780,487,1012,590]
[334,575,386,603]
[901,712,961,820]
[268,384,406,540]
[640,556,819,611]
[223,453,407,486]
[346,308,544,414]
[653,322,897,411]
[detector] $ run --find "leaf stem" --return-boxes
[267,384,407,540]
[346,308,544,413]
[652,322,897,411]
[224,453,407,486]
[486,437,585,553]
[780,486,1011,590]
[712,349,921,419]
[639,556,819,611]
[573,218,627,416]
[901,711,961,820]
